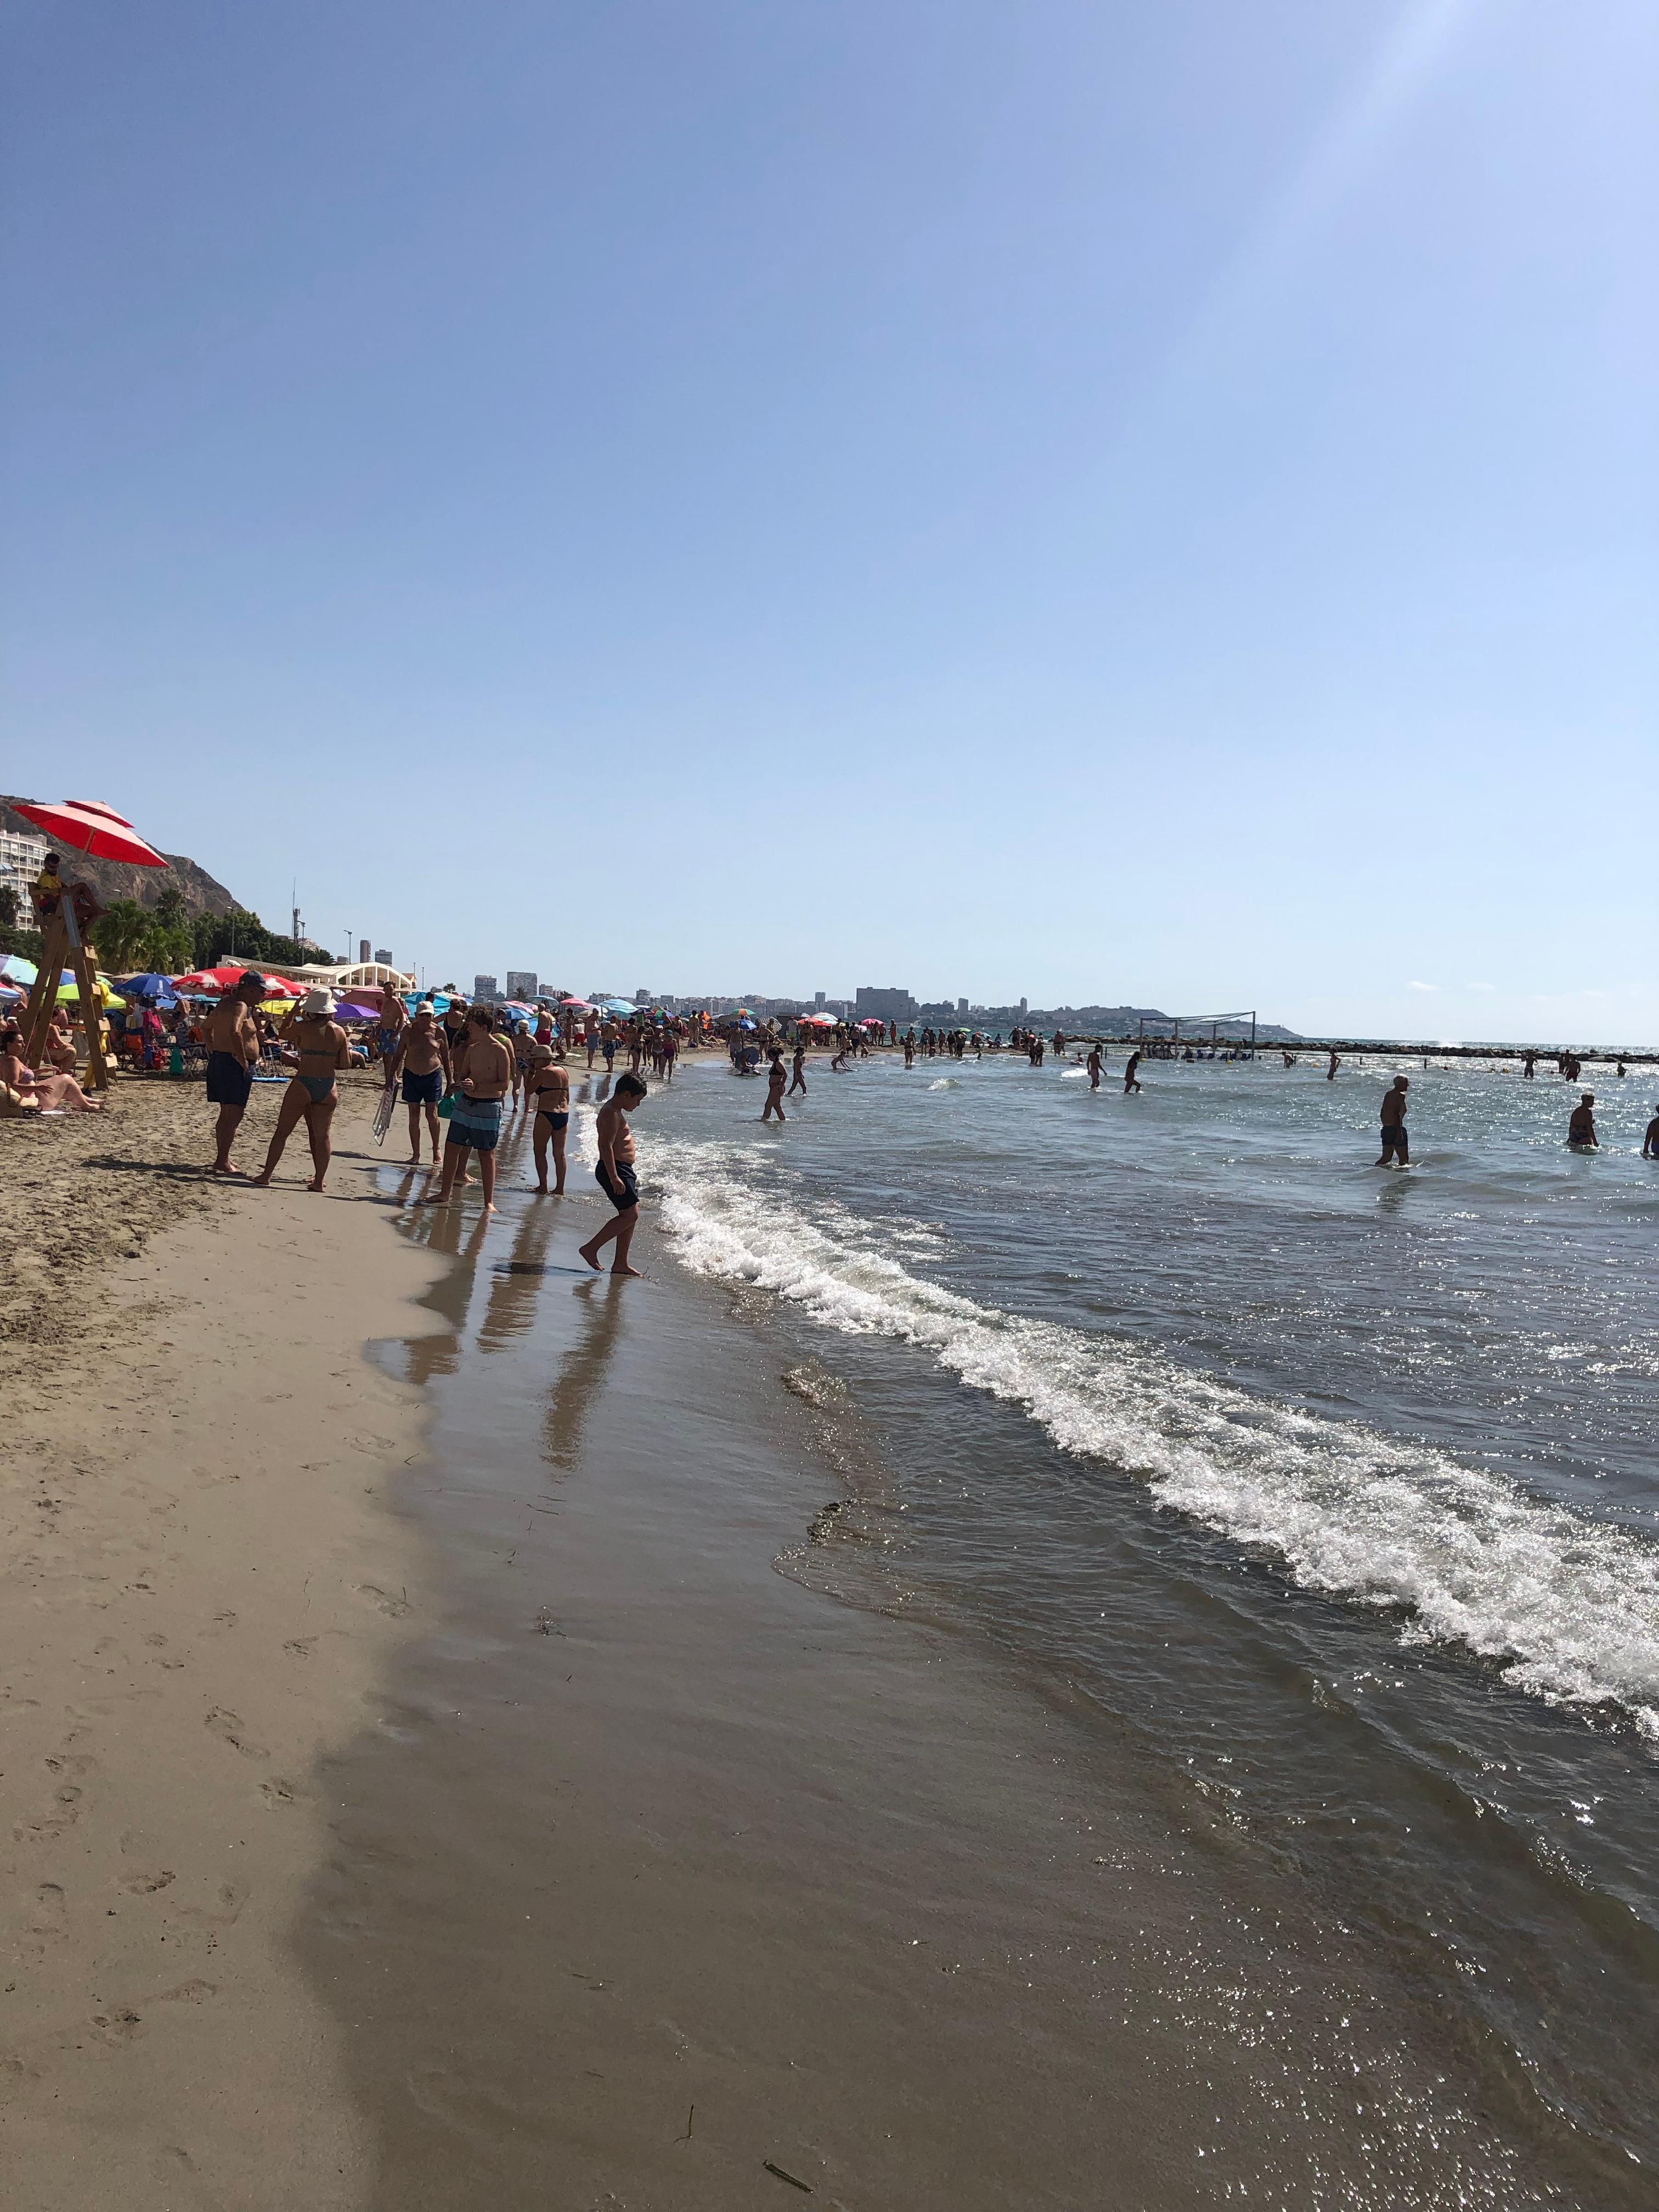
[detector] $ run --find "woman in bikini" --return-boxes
[511,1021,534,1113]
[253,989,350,1191]
[527,1042,570,1194]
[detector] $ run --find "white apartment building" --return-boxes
[0,827,47,913]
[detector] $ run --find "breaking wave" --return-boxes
[657,1145,1659,1736]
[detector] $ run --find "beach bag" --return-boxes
[436,1090,453,1121]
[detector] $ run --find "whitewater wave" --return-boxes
[656,1144,1659,1736]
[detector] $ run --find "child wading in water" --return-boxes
[580,1074,647,1276]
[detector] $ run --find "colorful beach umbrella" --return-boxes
[12,799,168,868]
[0,954,38,984]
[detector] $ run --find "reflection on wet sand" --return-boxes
[475,1201,556,1354]
[544,1279,627,1469]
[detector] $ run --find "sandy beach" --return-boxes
[2,1071,1641,2208]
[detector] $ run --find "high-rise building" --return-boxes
[0,826,47,911]
[374,947,392,966]
[473,973,500,1000]
[958,997,968,1017]
[635,988,651,1005]
[506,970,538,1000]
[1019,996,1028,1015]
[814,990,826,1009]
[359,938,371,963]
[856,985,916,1023]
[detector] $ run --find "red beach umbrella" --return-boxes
[12,798,168,868]
[175,966,302,996]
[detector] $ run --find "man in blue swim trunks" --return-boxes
[417,1002,512,1211]
[388,1000,452,1164]
[203,970,267,1176]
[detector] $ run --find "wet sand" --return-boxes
[2,1081,1634,2206]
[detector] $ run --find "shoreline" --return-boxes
[2,1080,1641,2205]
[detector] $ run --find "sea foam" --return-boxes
[657,1146,1659,1736]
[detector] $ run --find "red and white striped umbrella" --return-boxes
[12,798,168,868]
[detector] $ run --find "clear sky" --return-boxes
[3,1,1654,1038]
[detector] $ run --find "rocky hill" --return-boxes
[1,798,239,919]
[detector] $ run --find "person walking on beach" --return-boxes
[1376,1076,1410,1167]
[420,1002,513,1210]
[788,1041,807,1097]
[1087,1043,1103,1091]
[528,1042,570,1194]
[204,969,267,1175]
[1124,1051,1142,1094]
[763,1049,788,1123]
[579,1073,648,1276]
[253,988,349,1192]
[390,1001,452,1164]
[1568,1094,1598,1150]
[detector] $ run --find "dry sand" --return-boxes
[1,1072,444,2206]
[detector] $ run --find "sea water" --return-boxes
[642,1049,1659,2169]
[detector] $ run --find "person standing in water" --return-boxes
[580,1073,648,1276]
[1568,1093,1598,1149]
[253,988,350,1193]
[1376,1075,1410,1167]
[1087,1043,1103,1091]
[788,1039,807,1096]
[1327,1048,1340,1081]
[1123,1051,1142,1094]
[527,1041,570,1194]
[762,1049,788,1122]
[1642,1106,1659,1160]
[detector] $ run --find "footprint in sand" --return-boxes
[204,1708,268,1760]
[283,1638,315,1658]
[355,1583,411,1618]
[259,1778,300,1808]
[28,1882,67,1942]
[122,1869,176,1895]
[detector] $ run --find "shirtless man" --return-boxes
[528,1042,570,1194]
[390,1001,452,1163]
[1376,1075,1410,1166]
[1087,1043,1103,1091]
[1567,1093,1598,1150]
[1327,1048,1340,1081]
[204,970,267,1173]
[788,1041,807,1097]
[763,1049,788,1123]
[253,988,350,1191]
[0,1023,99,1111]
[1643,1107,1659,1160]
[579,1073,648,1276]
[421,1003,513,1210]
[374,990,406,1082]
[1124,1051,1142,1094]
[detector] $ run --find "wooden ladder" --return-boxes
[22,901,111,1091]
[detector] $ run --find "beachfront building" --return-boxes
[474,973,499,1000]
[856,985,916,1024]
[0,825,47,910]
[506,970,538,1000]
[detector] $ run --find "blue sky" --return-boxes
[3,1,1654,1037]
